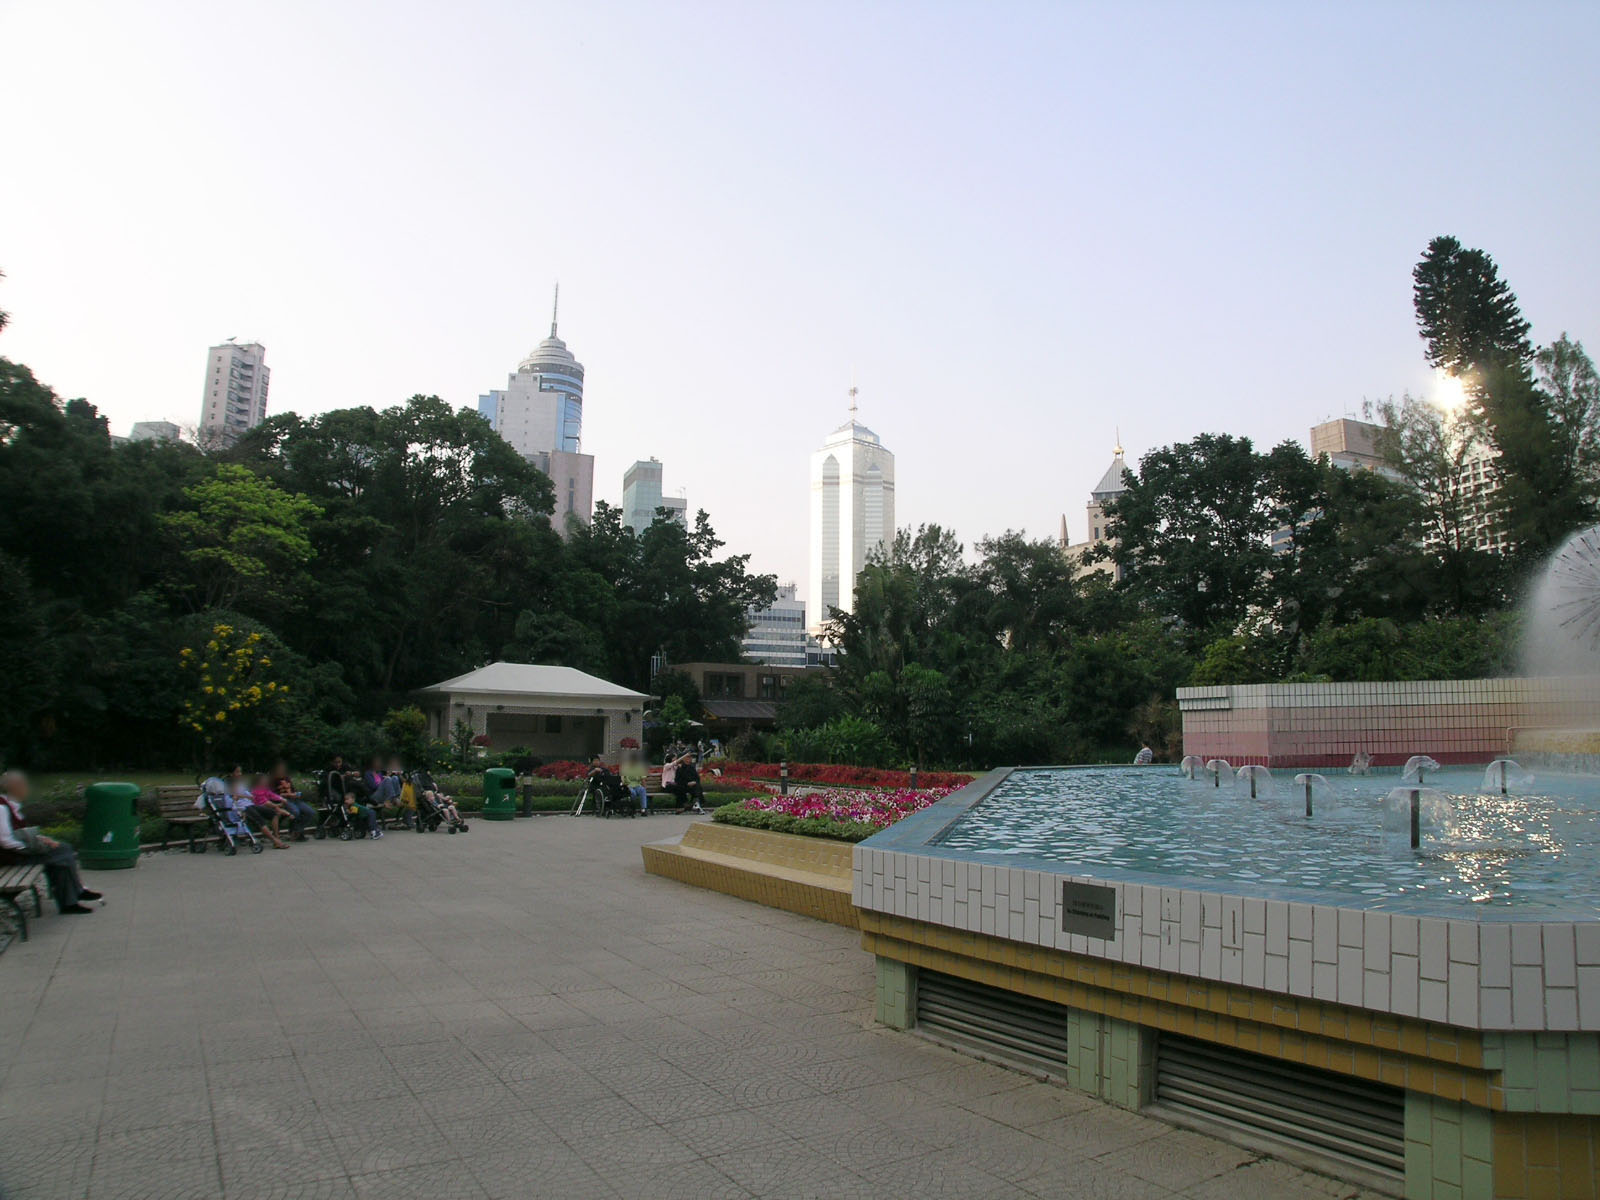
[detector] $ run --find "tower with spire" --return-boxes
[478,284,595,535]
[808,384,896,634]
[1059,437,1130,580]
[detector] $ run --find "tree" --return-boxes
[163,464,322,611]
[1412,236,1532,378]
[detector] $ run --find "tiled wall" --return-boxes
[1178,678,1600,768]
[852,848,1600,1034]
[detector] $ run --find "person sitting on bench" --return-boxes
[0,770,101,915]
[665,752,706,813]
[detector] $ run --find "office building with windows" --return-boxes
[741,583,808,667]
[479,289,595,535]
[807,393,895,634]
[622,458,688,534]
[198,341,269,447]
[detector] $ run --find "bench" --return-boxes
[153,784,208,852]
[0,863,45,946]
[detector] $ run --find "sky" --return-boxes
[3,1,1598,593]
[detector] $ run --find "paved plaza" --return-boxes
[0,816,1392,1199]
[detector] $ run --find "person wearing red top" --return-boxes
[246,773,291,849]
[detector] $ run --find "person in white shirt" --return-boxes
[1133,745,1155,765]
[0,770,100,915]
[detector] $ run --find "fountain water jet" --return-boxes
[1482,758,1534,796]
[1292,772,1330,817]
[1179,755,1205,780]
[1383,786,1452,851]
[1236,764,1274,799]
[1401,755,1441,785]
[1204,759,1230,789]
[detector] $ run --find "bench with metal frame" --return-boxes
[0,863,45,947]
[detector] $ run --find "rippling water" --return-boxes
[934,767,1600,915]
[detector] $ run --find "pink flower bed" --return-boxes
[736,786,956,831]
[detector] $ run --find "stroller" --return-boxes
[408,770,469,834]
[197,778,264,855]
[571,765,637,818]
[315,770,363,841]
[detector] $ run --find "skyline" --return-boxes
[2,1,1597,592]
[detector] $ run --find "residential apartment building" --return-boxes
[198,341,269,447]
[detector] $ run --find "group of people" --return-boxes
[585,749,708,815]
[203,754,464,845]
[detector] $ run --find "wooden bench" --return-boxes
[0,863,45,946]
[153,784,208,852]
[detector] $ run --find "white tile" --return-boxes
[1546,988,1579,1031]
[1160,925,1181,973]
[1265,954,1289,993]
[1180,892,1202,941]
[1180,939,1200,975]
[1243,932,1266,988]
[1338,908,1363,948]
[1481,987,1512,1028]
[1578,967,1600,1029]
[1338,946,1363,1004]
[1312,907,1338,964]
[1448,962,1479,1026]
[1512,965,1545,1030]
[1481,924,1512,987]
[1289,902,1313,942]
[1266,902,1289,956]
[1419,919,1449,981]
[1392,955,1420,1017]
[1392,915,1419,957]
[1575,923,1600,966]
[1449,921,1480,965]
[1364,969,1391,1010]
[1313,961,1338,1001]
[1545,925,1577,988]
[1161,888,1180,923]
[1420,979,1449,1023]
[1243,898,1266,936]
[1363,912,1391,971]
[1200,927,1222,979]
[1512,923,1543,966]
[1119,880,1137,915]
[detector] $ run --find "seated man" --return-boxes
[665,752,706,814]
[0,770,102,915]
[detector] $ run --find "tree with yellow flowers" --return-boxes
[178,622,287,761]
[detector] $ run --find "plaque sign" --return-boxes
[1060,881,1117,939]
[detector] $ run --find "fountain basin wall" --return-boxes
[858,768,1600,1198]
[1179,677,1600,768]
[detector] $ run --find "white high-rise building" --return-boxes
[808,390,895,634]
[198,341,269,447]
[479,287,595,535]
[622,458,688,534]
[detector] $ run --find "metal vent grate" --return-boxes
[914,970,1073,1079]
[1154,1033,1404,1186]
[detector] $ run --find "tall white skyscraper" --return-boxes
[479,287,595,535]
[622,458,688,534]
[198,341,269,447]
[808,389,895,634]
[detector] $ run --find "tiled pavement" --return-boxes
[0,816,1392,1199]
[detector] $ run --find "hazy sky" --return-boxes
[3,1,1597,590]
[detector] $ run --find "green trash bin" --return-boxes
[80,781,142,870]
[481,768,516,822]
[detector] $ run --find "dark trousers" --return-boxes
[283,799,317,832]
[32,842,85,912]
[667,781,704,809]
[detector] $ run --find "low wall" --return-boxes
[641,822,857,928]
[1177,677,1600,769]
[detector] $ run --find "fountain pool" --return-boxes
[933,765,1600,917]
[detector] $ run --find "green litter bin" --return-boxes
[481,768,516,822]
[80,781,142,870]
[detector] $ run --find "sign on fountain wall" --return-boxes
[1060,881,1117,939]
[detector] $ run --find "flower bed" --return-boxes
[718,762,974,790]
[712,786,956,843]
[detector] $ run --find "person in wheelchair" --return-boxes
[579,755,634,817]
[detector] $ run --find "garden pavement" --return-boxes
[0,814,1395,1199]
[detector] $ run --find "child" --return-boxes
[346,791,381,839]
[247,773,291,849]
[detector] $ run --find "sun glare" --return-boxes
[1432,370,1468,410]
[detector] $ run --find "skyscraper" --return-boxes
[198,341,269,447]
[808,389,895,634]
[622,458,688,534]
[479,287,595,534]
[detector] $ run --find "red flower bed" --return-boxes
[718,762,974,790]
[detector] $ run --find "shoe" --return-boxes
[62,904,94,915]
[369,831,379,840]
[78,889,103,901]
[375,829,385,839]
[692,804,704,813]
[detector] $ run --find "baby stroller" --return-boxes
[572,766,637,818]
[409,770,469,834]
[315,770,362,842]
[198,778,264,855]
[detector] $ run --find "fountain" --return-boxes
[1481,757,1533,795]
[1348,751,1372,775]
[1235,764,1273,799]
[1400,754,1441,784]
[1291,772,1330,817]
[1381,785,1452,851]
[1203,758,1230,788]
[1178,754,1205,779]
